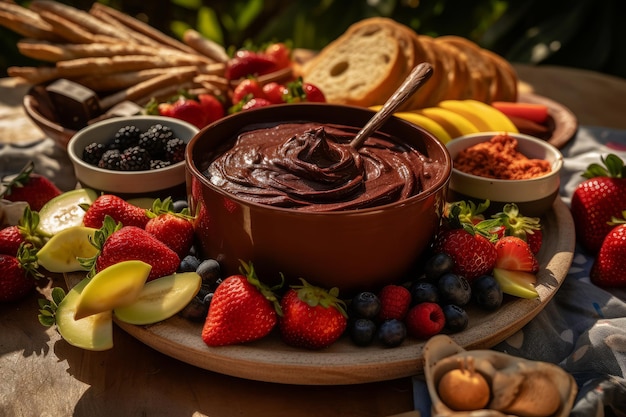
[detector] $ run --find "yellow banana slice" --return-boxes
[463,99,519,133]
[393,112,453,144]
[413,107,480,139]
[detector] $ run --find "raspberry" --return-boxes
[377,284,411,321]
[405,302,445,339]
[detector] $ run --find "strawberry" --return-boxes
[81,194,149,229]
[145,197,195,258]
[434,228,497,282]
[491,203,543,254]
[264,42,291,70]
[279,278,347,349]
[240,97,273,111]
[1,161,61,211]
[225,50,277,81]
[284,78,326,103]
[231,78,266,105]
[494,236,539,273]
[197,93,225,125]
[301,82,326,103]
[570,154,626,254]
[405,302,445,339]
[0,244,42,302]
[83,216,180,281]
[158,96,208,129]
[262,82,288,104]
[377,284,411,321]
[0,206,45,256]
[202,262,281,346]
[590,213,626,287]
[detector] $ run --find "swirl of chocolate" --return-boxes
[206,122,427,211]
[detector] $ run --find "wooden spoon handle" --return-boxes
[350,62,433,149]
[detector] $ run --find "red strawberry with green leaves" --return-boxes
[434,228,497,282]
[590,212,626,287]
[1,161,61,211]
[225,50,277,81]
[377,284,411,321]
[570,154,626,254]
[279,278,347,349]
[492,203,543,254]
[284,77,326,103]
[202,262,281,346]
[0,244,43,302]
[494,236,539,273]
[81,194,149,229]
[197,93,225,125]
[145,197,195,258]
[82,216,179,281]
[0,206,45,256]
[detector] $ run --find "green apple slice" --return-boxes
[114,272,201,325]
[493,268,539,299]
[74,260,152,320]
[37,188,98,236]
[37,226,98,273]
[56,277,113,351]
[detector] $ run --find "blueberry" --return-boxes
[377,319,407,348]
[350,291,381,319]
[473,274,503,310]
[172,199,189,213]
[349,318,378,346]
[202,292,214,308]
[424,252,455,281]
[409,280,440,305]
[178,295,208,321]
[437,273,472,306]
[442,304,469,332]
[197,259,222,287]
[179,255,201,273]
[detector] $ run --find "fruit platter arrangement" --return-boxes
[3,0,576,151]
[5,3,626,412]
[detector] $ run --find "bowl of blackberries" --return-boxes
[67,115,199,196]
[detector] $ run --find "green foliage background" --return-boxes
[1,0,625,79]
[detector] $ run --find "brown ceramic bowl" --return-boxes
[186,103,452,293]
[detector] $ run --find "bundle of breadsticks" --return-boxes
[0,0,230,109]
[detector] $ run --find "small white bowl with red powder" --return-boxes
[446,132,563,216]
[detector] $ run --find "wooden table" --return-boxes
[1,64,626,417]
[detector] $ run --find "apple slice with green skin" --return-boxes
[74,260,152,320]
[493,268,539,299]
[56,276,113,351]
[114,272,201,325]
[37,226,98,273]
[37,188,98,236]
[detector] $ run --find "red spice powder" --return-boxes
[453,134,552,180]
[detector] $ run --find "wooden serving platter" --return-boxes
[99,197,575,386]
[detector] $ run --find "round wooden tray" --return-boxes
[111,197,575,385]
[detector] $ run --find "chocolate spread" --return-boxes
[206,122,437,211]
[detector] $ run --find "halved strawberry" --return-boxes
[494,236,539,273]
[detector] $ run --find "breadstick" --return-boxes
[7,66,60,85]
[0,8,62,41]
[87,6,164,48]
[183,29,229,63]
[30,0,125,41]
[132,81,196,106]
[89,3,198,55]
[194,74,229,91]
[54,55,202,78]
[75,66,199,92]
[197,62,227,75]
[99,69,198,110]
[38,9,118,44]
[17,39,211,65]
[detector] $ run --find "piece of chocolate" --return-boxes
[46,79,101,130]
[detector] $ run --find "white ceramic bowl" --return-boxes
[446,132,563,217]
[68,115,199,196]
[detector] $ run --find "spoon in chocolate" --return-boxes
[349,62,434,149]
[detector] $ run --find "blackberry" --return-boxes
[165,137,186,163]
[110,125,141,150]
[138,124,174,158]
[98,149,123,170]
[82,142,106,166]
[120,146,151,171]
[150,159,172,170]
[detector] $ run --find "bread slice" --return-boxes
[299,19,405,107]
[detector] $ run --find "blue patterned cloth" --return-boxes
[493,126,626,417]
